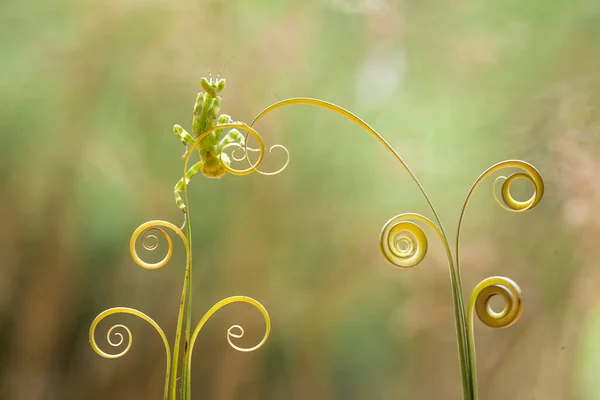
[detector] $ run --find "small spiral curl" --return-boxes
[129,220,188,270]
[379,213,444,268]
[224,142,291,176]
[141,229,161,251]
[89,307,171,362]
[184,122,289,179]
[470,276,523,329]
[485,160,544,212]
[106,324,130,350]
[185,296,270,386]
[227,325,247,350]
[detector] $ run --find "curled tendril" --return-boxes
[250,99,542,400]
[89,307,170,359]
[129,220,189,270]
[469,276,523,329]
[380,219,427,268]
[141,229,161,250]
[227,325,245,340]
[233,142,290,176]
[184,122,289,178]
[184,123,263,177]
[229,143,249,162]
[455,159,543,316]
[249,98,440,216]
[89,307,171,397]
[492,169,543,212]
[380,213,452,269]
[471,160,544,213]
[185,296,270,391]
[106,324,129,349]
[466,276,523,398]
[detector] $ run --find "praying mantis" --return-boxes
[172,74,246,213]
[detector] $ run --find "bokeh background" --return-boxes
[2,0,600,399]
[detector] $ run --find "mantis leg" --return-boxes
[214,114,234,143]
[174,124,196,159]
[216,128,245,153]
[174,160,204,213]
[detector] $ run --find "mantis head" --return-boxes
[200,75,226,97]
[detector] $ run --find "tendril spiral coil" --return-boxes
[378,160,542,399]
[189,296,270,355]
[183,122,289,178]
[226,141,291,176]
[185,296,271,391]
[380,213,451,269]
[474,160,543,213]
[470,276,523,329]
[380,218,427,268]
[129,220,189,270]
[89,307,171,361]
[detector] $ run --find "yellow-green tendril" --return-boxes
[379,212,473,396]
[467,277,523,400]
[251,98,436,205]
[380,213,446,269]
[252,98,472,398]
[456,160,544,274]
[89,307,171,400]
[184,122,265,178]
[184,296,271,396]
[226,141,290,176]
[455,160,543,399]
[129,221,188,270]
[129,220,190,400]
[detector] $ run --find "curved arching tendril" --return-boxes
[89,307,171,400]
[251,98,480,398]
[375,157,542,399]
[184,296,271,396]
[250,98,440,217]
[456,160,544,277]
[453,160,542,399]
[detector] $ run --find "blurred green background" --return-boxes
[2,0,600,399]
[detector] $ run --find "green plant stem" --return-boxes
[169,209,192,400]
[467,303,478,400]
[182,184,193,400]
[449,261,473,400]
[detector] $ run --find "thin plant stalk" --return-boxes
[169,208,192,400]
[182,184,193,400]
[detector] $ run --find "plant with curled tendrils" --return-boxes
[379,160,542,399]
[89,77,543,399]
[89,76,286,400]
[251,99,543,399]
